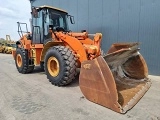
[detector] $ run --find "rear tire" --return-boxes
[15,48,34,74]
[44,46,77,86]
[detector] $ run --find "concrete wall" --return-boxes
[31,0,160,75]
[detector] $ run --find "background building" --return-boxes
[30,0,160,75]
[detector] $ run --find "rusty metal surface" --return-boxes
[122,80,151,113]
[79,43,151,113]
[79,57,122,113]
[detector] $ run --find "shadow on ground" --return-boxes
[31,66,80,87]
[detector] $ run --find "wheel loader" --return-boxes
[0,35,16,54]
[5,35,16,54]
[12,5,151,113]
[0,43,7,53]
[0,44,4,53]
[4,43,16,54]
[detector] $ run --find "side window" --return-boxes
[32,10,43,43]
[32,11,42,28]
[44,11,50,36]
[59,17,64,28]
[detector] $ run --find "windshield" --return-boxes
[47,9,69,31]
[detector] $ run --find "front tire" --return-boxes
[44,46,77,86]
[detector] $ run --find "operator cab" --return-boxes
[31,5,74,44]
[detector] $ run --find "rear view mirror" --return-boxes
[69,15,75,24]
[31,7,39,18]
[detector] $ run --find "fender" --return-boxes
[40,41,63,61]
[55,32,88,62]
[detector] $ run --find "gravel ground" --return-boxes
[0,53,160,120]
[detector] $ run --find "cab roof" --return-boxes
[38,5,68,13]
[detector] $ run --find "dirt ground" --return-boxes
[0,53,160,120]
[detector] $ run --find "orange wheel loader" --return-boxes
[12,5,151,113]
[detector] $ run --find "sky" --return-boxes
[0,0,31,40]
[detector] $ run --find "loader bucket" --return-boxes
[79,42,151,113]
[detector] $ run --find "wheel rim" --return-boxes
[47,57,60,77]
[16,54,22,67]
